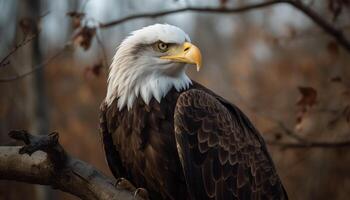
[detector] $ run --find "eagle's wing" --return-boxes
[174,89,287,200]
[99,102,126,179]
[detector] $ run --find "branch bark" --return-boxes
[0,131,135,200]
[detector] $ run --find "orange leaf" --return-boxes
[72,26,96,50]
[219,0,228,7]
[296,86,318,108]
[330,76,342,82]
[344,105,350,123]
[84,62,103,78]
[327,41,339,56]
[67,12,85,29]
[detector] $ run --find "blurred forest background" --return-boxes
[0,0,350,199]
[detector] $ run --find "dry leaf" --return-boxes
[329,0,342,21]
[219,0,228,7]
[91,63,103,77]
[344,105,350,123]
[330,76,342,83]
[286,25,297,39]
[274,133,282,141]
[342,89,350,96]
[296,109,306,124]
[297,86,318,108]
[84,62,103,78]
[72,26,96,50]
[295,87,317,126]
[67,11,85,29]
[327,41,339,56]
[328,0,350,21]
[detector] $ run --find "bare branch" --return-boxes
[99,1,283,28]
[0,11,51,68]
[275,121,309,143]
[0,34,36,68]
[95,31,108,71]
[285,0,350,52]
[0,131,135,200]
[0,45,67,83]
[3,0,349,83]
[266,120,350,149]
[99,0,350,53]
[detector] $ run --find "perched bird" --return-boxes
[100,24,288,200]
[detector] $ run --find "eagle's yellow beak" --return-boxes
[160,42,202,71]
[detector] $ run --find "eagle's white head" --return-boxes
[105,24,202,110]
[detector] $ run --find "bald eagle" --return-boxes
[100,24,288,200]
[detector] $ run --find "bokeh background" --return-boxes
[1,0,350,199]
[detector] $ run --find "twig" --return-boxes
[0,34,37,68]
[99,0,350,53]
[266,120,350,149]
[99,0,284,28]
[0,45,68,83]
[0,130,135,200]
[275,121,309,143]
[95,30,108,71]
[285,0,350,52]
[0,11,50,68]
[1,0,349,84]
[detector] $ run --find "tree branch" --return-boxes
[275,121,309,143]
[285,0,350,52]
[99,0,350,53]
[96,31,108,71]
[266,120,350,149]
[0,35,37,68]
[99,0,284,28]
[0,130,135,200]
[2,0,349,83]
[0,45,67,83]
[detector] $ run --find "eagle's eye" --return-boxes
[155,41,169,53]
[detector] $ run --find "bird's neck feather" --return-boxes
[105,63,192,110]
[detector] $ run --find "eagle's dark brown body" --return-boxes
[101,85,188,200]
[100,82,288,200]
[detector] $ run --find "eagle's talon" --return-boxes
[115,177,136,192]
[134,188,149,200]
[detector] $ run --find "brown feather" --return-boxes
[174,86,288,200]
[100,81,288,200]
